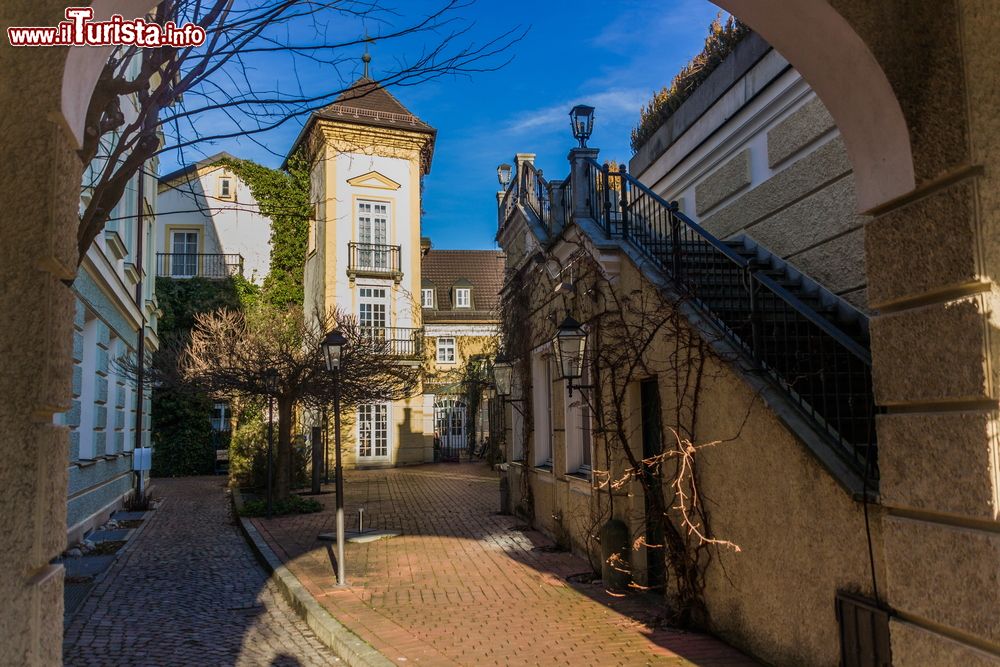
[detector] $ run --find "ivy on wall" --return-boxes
[219,154,311,308]
[151,276,249,477]
[631,14,750,152]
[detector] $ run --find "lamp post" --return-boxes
[263,368,279,518]
[552,316,590,395]
[497,163,512,189]
[569,104,596,148]
[321,329,348,587]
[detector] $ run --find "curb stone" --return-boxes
[230,487,394,667]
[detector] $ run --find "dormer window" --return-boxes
[421,288,435,308]
[218,175,233,199]
[455,287,471,308]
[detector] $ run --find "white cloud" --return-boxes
[503,88,648,136]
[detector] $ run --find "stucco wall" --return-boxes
[499,228,881,665]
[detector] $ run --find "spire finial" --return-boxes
[362,33,373,78]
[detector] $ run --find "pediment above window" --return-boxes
[347,171,402,191]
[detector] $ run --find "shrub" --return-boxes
[238,494,322,517]
[150,391,214,477]
[631,14,750,152]
[229,409,310,491]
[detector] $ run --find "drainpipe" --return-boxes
[133,171,147,496]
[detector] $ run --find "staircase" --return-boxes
[577,159,879,485]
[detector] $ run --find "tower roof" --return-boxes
[286,75,436,172]
[314,76,435,134]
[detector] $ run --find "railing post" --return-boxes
[670,207,682,280]
[602,162,612,236]
[568,147,600,222]
[746,264,763,360]
[618,164,629,240]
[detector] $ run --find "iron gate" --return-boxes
[434,397,466,462]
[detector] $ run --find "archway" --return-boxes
[711,0,914,212]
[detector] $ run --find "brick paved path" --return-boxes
[63,477,340,667]
[256,463,758,666]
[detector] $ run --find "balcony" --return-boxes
[361,326,424,362]
[156,253,244,279]
[347,242,403,282]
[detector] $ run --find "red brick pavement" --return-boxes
[253,463,758,666]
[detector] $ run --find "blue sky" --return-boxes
[162,0,723,250]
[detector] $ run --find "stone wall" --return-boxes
[632,49,869,311]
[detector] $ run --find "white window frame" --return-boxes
[436,337,456,364]
[218,175,233,199]
[455,287,471,308]
[421,288,435,308]
[357,402,390,460]
[170,230,199,278]
[211,402,231,432]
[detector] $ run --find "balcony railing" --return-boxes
[156,253,244,279]
[360,326,424,359]
[347,242,402,281]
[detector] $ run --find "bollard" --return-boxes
[357,507,365,534]
[499,475,511,515]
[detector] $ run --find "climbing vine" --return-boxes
[219,153,311,307]
[498,243,746,628]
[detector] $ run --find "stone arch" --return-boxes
[60,0,153,148]
[711,0,914,211]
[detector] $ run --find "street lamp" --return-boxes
[553,316,590,396]
[497,163,512,189]
[493,354,514,398]
[321,329,348,587]
[263,367,279,518]
[569,104,595,148]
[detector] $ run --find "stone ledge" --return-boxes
[230,488,394,667]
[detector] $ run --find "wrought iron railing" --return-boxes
[155,253,243,279]
[361,326,424,359]
[348,242,402,279]
[583,157,878,480]
[499,176,519,233]
[520,162,551,229]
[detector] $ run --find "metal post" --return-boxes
[618,164,629,240]
[311,425,322,494]
[333,368,346,587]
[267,395,274,518]
[602,162,612,236]
[134,170,147,497]
[323,406,330,484]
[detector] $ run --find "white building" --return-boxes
[156,152,273,283]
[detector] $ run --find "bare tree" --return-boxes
[158,303,420,498]
[79,0,523,263]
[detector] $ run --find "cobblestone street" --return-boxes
[63,477,339,667]
[255,463,757,666]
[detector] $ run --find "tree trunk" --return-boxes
[275,397,295,499]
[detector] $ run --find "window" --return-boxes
[421,288,435,308]
[531,351,553,468]
[357,403,388,458]
[210,403,231,432]
[437,337,456,363]
[357,200,390,269]
[565,361,593,476]
[358,287,388,333]
[170,230,199,277]
[455,287,471,308]
[218,176,233,199]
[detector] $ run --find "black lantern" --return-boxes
[263,367,279,394]
[553,316,587,388]
[569,105,595,148]
[322,329,348,371]
[497,163,512,189]
[493,354,514,397]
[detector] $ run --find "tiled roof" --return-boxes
[421,249,505,323]
[315,76,436,134]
